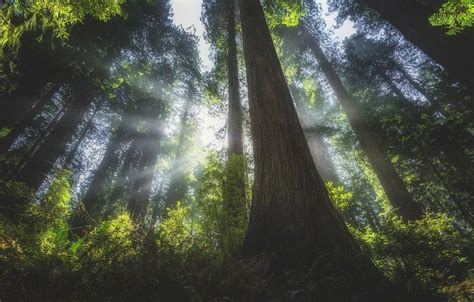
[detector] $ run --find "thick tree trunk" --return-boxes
[363,0,474,94]
[302,26,423,221]
[15,80,93,191]
[239,0,379,293]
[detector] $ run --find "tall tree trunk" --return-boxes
[79,109,132,212]
[239,0,379,293]
[128,98,163,225]
[222,0,247,258]
[226,0,244,158]
[362,0,474,93]
[0,82,62,155]
[15,80,93,191]
[379,69,474,222]
[163,95,192,212]
[68,115,131,237]
[302,26,423,221]
[127,132,160,224]
[62,109,97,169]
[291,84,358,226]
[110,137,141,203]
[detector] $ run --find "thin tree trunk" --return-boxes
[239,0,379,294]
[128,98,163,224]
[379,69,474,222]
[15,80,93,191]
[0,82,62,155]
[302,26,423,221]
[62,109,97,169]
[127,132,161,224]
[226,0,244,158]
[163,95,192,212]
[110,136,141,203]
[363,0,474,93]
[222,0,247,258]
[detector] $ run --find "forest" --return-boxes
[0,0,473,301]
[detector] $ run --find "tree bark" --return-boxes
[239,0,379,292]
[302,26,423,221]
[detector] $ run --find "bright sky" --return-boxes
[169,0,355,71]
[170,0,213,71]
[169,0,356,148]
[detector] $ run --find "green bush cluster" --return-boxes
[351,213,474,298]
[1,164,473,300]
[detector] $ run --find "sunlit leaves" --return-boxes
[326,181,352,211]
[159,201,196,254]
[264,0,305,29]
[77,212,137,265]
[0,0,126,54]
[430,0,474,35]
[352,213,473,293]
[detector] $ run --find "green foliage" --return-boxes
[430,0,474,35]
[159,201,199,255]
[74,212,138,267]
[0,127,11,138]
[352,213,474,296]
[222,154,248,257]
[0,0,126,54]
[264,0,305,29]
[326,181,352,211]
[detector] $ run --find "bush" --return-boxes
[352,213,474,297]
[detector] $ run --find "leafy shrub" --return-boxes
[352,213,474,297]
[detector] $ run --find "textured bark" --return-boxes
[15,80,93,191]
[239,0,379,291]
[363,0,474,93]
[302,26,423,221]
